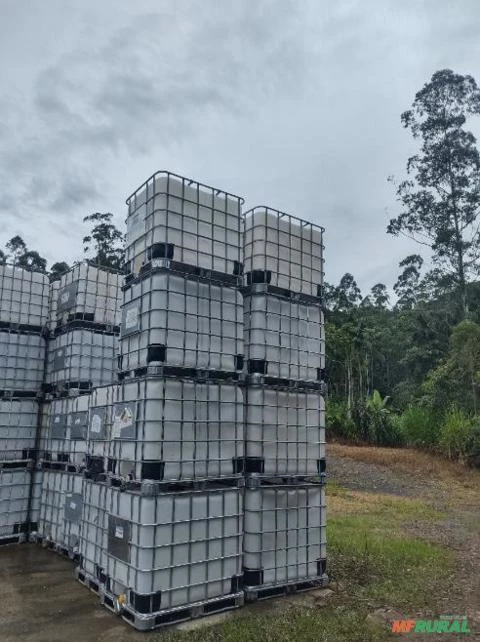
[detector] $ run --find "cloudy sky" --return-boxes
[2,0,480,293]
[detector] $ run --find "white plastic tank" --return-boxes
[244,294,325,381]
[0,398,39,461]
[245,388,325,475]
[243,485,326,587]
[244,207,324,296]
[0,331,46,391]
[104,484,243,611]
[125,172,243,276]
[0,264,49,327]
[38,470,84,552]
[120,272,243,373]
[105,377,244,482]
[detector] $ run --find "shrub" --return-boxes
[399,406,439,449]
[326,400,355,440]
[439,408,480,460]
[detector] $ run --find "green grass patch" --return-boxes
[155,608,385,642]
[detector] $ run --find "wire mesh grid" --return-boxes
[38,469,84,551]
[0,263,49,328]
[243,293,324,382]
[103,484,243,613]
[45,328,118,389]
[0,398,39,462]
[111,378,243,483]
[78,478,108,578]
[0,330,46,392]
[244,387,325,476]
[243,207,324,297]
[0,469,41,538]
[120,271,243,373]
[125,171,244,277]
[56,262,123,328]
[243,485,326,588]
[41,395,90,470]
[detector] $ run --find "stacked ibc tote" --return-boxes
[76,172,246,630]
[242,207,327,600]
[0,264,47,544]
[34,263,122,558]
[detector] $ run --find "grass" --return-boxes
[146,482,453,642]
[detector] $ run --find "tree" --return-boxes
[6,236,27,263]
[50,262,70,280]
[371,283,389,309]
[388,69,480,317]
[0,250,5,265]
[83,212,124,270]
[394,255,424,309]
[17,251,47,273]
[331,273,362,311]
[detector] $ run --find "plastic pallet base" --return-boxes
[0,459,34,471]
[0,533,28,546]
[105,475,245,495]
[75,568,103,596]
[241,283,324,307]
[131,259,243,289]
[0,390,42,400]
[244,374,326,392]
[35,536,79,563]
[101,587,244,631]
[244,576,328,602]
[245,474,326,489]
[117,365,242,383]
[40,461,82,474]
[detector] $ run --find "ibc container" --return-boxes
[0,331,46,391]
[0,469,41,542]
[78,478,107,579]
[37,469,84,554]
[0,264,49,328]
[43,394,90,470]
[243,485,327,594]
[0,398,39,462]
[47,278,60,334]
[125,171,243,276]
[120,271,243,374]
[45,328,117,389]
[56,262,123,327]
[244,388,325,476]
[244,294,324,382]
[103,484,243,613]
[244,207,324,297]
[104,377,243,483]
[86,385,119,474]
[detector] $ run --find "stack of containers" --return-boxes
[241,207,328,600]
[34,264,122,558]
[0,264,47,544]
[76,171,246,630]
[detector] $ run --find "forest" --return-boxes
[326,70,480,464]
[2,69,479,464]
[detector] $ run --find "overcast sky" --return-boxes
[2,0,480,293]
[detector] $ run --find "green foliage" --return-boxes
[350,392,405,447]
[398,406,439,448]
[83,212,124,269]
[50,262,70,280]
[439,408,480,460]
[326,400,355,440]
[388,69,480,316]
[2,236,48,273]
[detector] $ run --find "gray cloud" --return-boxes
[2,0,480,290]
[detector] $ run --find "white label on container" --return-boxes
[70,501,77,510]
[91,414,102,434]
[60,291,70,304]
[125,307,139,330]
[112,406,134,438]
[115,525,124,539]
